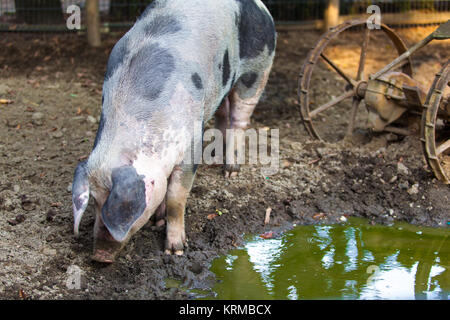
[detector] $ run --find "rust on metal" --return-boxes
[299,19,449,183]
[421,61,449,184]
[297,19,413,141]
[433,19,450,40]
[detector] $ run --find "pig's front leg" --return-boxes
[164,163,196,255]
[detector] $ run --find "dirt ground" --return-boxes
[0,25,449,300]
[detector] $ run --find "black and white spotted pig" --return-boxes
[71,0,276,263]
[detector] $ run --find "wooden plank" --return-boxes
[86,0,101,47]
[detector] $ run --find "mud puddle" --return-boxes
[204,217,449,300]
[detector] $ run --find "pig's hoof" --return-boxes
[224,164,240,178]
[91,249,116,264]
[165,249,184,256]
[164,236,188,255]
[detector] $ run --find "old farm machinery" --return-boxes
[299,19,450,183]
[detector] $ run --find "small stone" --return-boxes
[67,183,72,193]
[399,181,409,190]
[52,131,63,139]
[32,112,44,126]
[71,116,85,122]
[13,185,20,193]
[389,175,398,183]
[86,115,97,124]
[3,198,14,211]
[397,162,409,175]
[407,183,419,195]
[42,247,57,256]
[21,194,38,211]
[339,216,347,223]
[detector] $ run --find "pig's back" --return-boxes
[97,0,275,153]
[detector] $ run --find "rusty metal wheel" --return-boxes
[298,19,413,143]
[421,61,450,184]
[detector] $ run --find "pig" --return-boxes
[71,0,276,263]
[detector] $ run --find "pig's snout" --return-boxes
[92,225,123,264]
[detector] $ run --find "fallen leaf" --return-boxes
[207,213,217,220]
[19,289,27,300]
[313,212,325,220]
[260,231,274,239]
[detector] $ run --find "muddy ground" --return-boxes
[0,25,449,300]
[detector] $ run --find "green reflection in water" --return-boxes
[207,218,449,300]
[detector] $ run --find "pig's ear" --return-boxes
[72,161,90,236]
[101,166,148,242]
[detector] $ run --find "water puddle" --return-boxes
[207,218,449,300]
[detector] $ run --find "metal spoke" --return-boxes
[310,90,354,118]
[436,138,450,156]
[356,28,370,81]
[346,98,361,136]
[320,53,356,87]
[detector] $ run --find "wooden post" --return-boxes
[324,0,339,31]
[86,0,101,47]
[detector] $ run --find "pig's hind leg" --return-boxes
[164,163,196,255]
[224,70,271,178]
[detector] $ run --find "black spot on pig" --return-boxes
[235,0,276,59]
[222,49,230,87]
[105,36,128,80]
[102,166,147,242]
[143,14,181,37]
[93,111,105,149]
[129,43,175,103]
[191,73,203,90]
[240,72,258,88]
[230,72,237,89]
